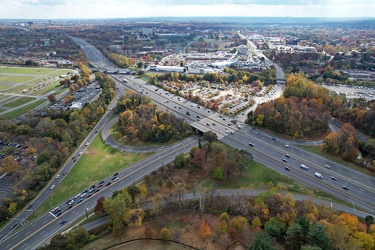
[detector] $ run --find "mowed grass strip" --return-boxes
[0,67,55,74]
[0,75,35,83]
[203,161,297,189]
[3,97,36,108]
[1,99,45,119]
[35,134,152,216]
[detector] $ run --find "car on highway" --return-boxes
[282,158,288,163]
[66,205,73,210]
[98,180,104,184]
[113,177,119,182]
[314,172,323,179]
[284,144,290,148]
[106,182,112,186]
[60,220,67,225]
[79,151,83,156]
[285,154,290,158]
[324,164,331,169]
[85,142,89,146]
[249,142,254,147]
[97,184,103,189]
[342,186,349,191]
[272,137,276,140]
[56,211,62,217]
[10,223,18,229]
[80,192,87,198]
[285,166,290,171]
[55,174,60,179]
[77,198,83,203]
[330,176,337,181]
[50,184,55,190]
[300,164,308,170]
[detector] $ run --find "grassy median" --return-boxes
[33,133,152,217]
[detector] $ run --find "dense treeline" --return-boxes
[116,91,192,143]
[174,139,253,181]
[151,68,276,86]
[248,73,375,139]
[0,72,115,225]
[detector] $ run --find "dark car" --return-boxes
[249,143,254,147]
[77,198,83,203]
[285,166,290,171]
[113,172,118,176]
[98,180,104,184]
[330,176,337,181]
[282,158,288,163]
[60,220,67,225]
[342,186,349,191]
[66,205,73,210]
[10,223,18,229]
[106,182,112,187]
[285,154,290,158]
[272,137,276,140]
[56,211,62,217]
[27,204,33,210]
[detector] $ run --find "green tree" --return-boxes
[248,231,277,250]
[286,223,305,250]
[264,217,286,242]
[103,192,133,235]
[174,153,186,169]
[309,223,333,250]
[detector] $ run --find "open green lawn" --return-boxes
[0,75,35,83]
[3,97,36,108]
[33,134,152,216]
[203,161,298,189]
[0,67,55,75]
[1,99,45,119]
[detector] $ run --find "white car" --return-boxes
[50,185,55,190]
[324,164,331,169]
[55,174,60,179]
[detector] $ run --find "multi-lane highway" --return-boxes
[1,37,374,249]
[111,74,375,215]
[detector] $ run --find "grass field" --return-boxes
[0,67,56,75]
[3,97,36,108]
[0,75,34,84]
[1,99,45,119]
[33,134,152,217]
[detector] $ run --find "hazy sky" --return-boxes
[0,0,374,19]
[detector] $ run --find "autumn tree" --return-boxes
[47,93,57,104]
[199,219,212,239]
[230,216,247,231]
[94,196,106,216]
[1,156,22,174]
[160,227,170,240]
[144,227,155,238]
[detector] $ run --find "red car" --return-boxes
[97,184,103,189]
